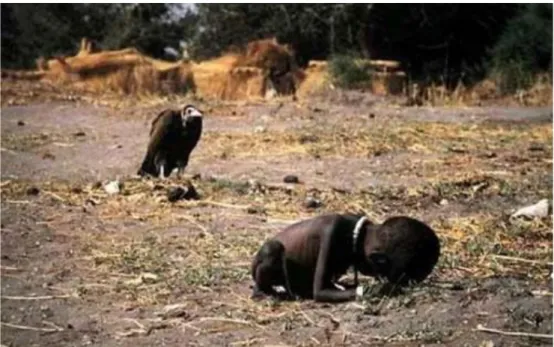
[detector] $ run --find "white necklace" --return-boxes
[352,216,367,253]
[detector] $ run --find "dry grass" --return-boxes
[409,72,553,107]
[190,38,298,101]
[296,61,331,98]
[1,105,551,344]
[2,165,551,308]
[3,37,550,106]
[41,49,195,96]
[197,121,552,162]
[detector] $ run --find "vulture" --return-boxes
[138,104,203,178]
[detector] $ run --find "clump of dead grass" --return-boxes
[43,49,195,96]
[408,72,552,107]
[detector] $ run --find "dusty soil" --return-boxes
[1,90,552,347]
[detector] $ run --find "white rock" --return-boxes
[511,199,550,219]
[104,180,120,195]
[254,126,267,133]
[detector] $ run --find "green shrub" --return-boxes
[328,54,371,89]
[489,4,553,93]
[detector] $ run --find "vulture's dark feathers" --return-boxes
[138,105,203,178]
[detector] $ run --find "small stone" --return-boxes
[26,186,40,196]
[247,206,266,215]
[529,143,545,152]
[283,175,299,184]
[298,134,318,144]
[85,198,98,206]
[304,197,322,209]
[167,182,200,202]
[153,184,165,191]
[167,187,185,202]
[439,199,449,206]
[17,120,25,126]
[448,146,468,154]
[104,180,120,195]
[254,126,267,133]
[451,282,464,291]
[479,341,494,347]
[42,152,56,160]
[141,273,158,284]
[156,303,189,319]
[511,199,550,219]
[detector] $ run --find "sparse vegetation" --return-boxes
[489,4,553,93]
[328,54,371,89]
[1,3,552,346]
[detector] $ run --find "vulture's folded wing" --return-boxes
[148,111,179,153]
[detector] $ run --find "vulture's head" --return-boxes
[181,105,203,124]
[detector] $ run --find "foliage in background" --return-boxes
[1,3,552,89]
[0,4,193,69]
[328,54,371,88]
[489,4,553,93]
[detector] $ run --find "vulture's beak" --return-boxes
[189,108,203,117]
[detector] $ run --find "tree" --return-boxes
[489,4,553,92]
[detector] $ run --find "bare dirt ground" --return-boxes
[1,86,552,346]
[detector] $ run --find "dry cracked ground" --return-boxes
[1,86,553,347]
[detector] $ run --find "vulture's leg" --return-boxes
[159,165,166,180]
[177,156,189,179]
[154,153,168,180]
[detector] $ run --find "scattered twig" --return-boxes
[176,214,208,233]
[296,310,316,326]
[43,190,66,203]
[1,294,72,301]
[191,317,266,331]
[42,320,65,331]
[124,318,146,330]
[310,336,321,344]
[341,330,392,341]
[491,255,553,266]
[201,200,250,210]
[0,148,17,154]
[52,142,74,147]
[0,265,18,271]
[531,290,552,297]
[115,328,147,338]
[5,200,31,204]
[1,321,63,333]
[475,324,553,339]
[348,302,366,310]
[230,337,265,346]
